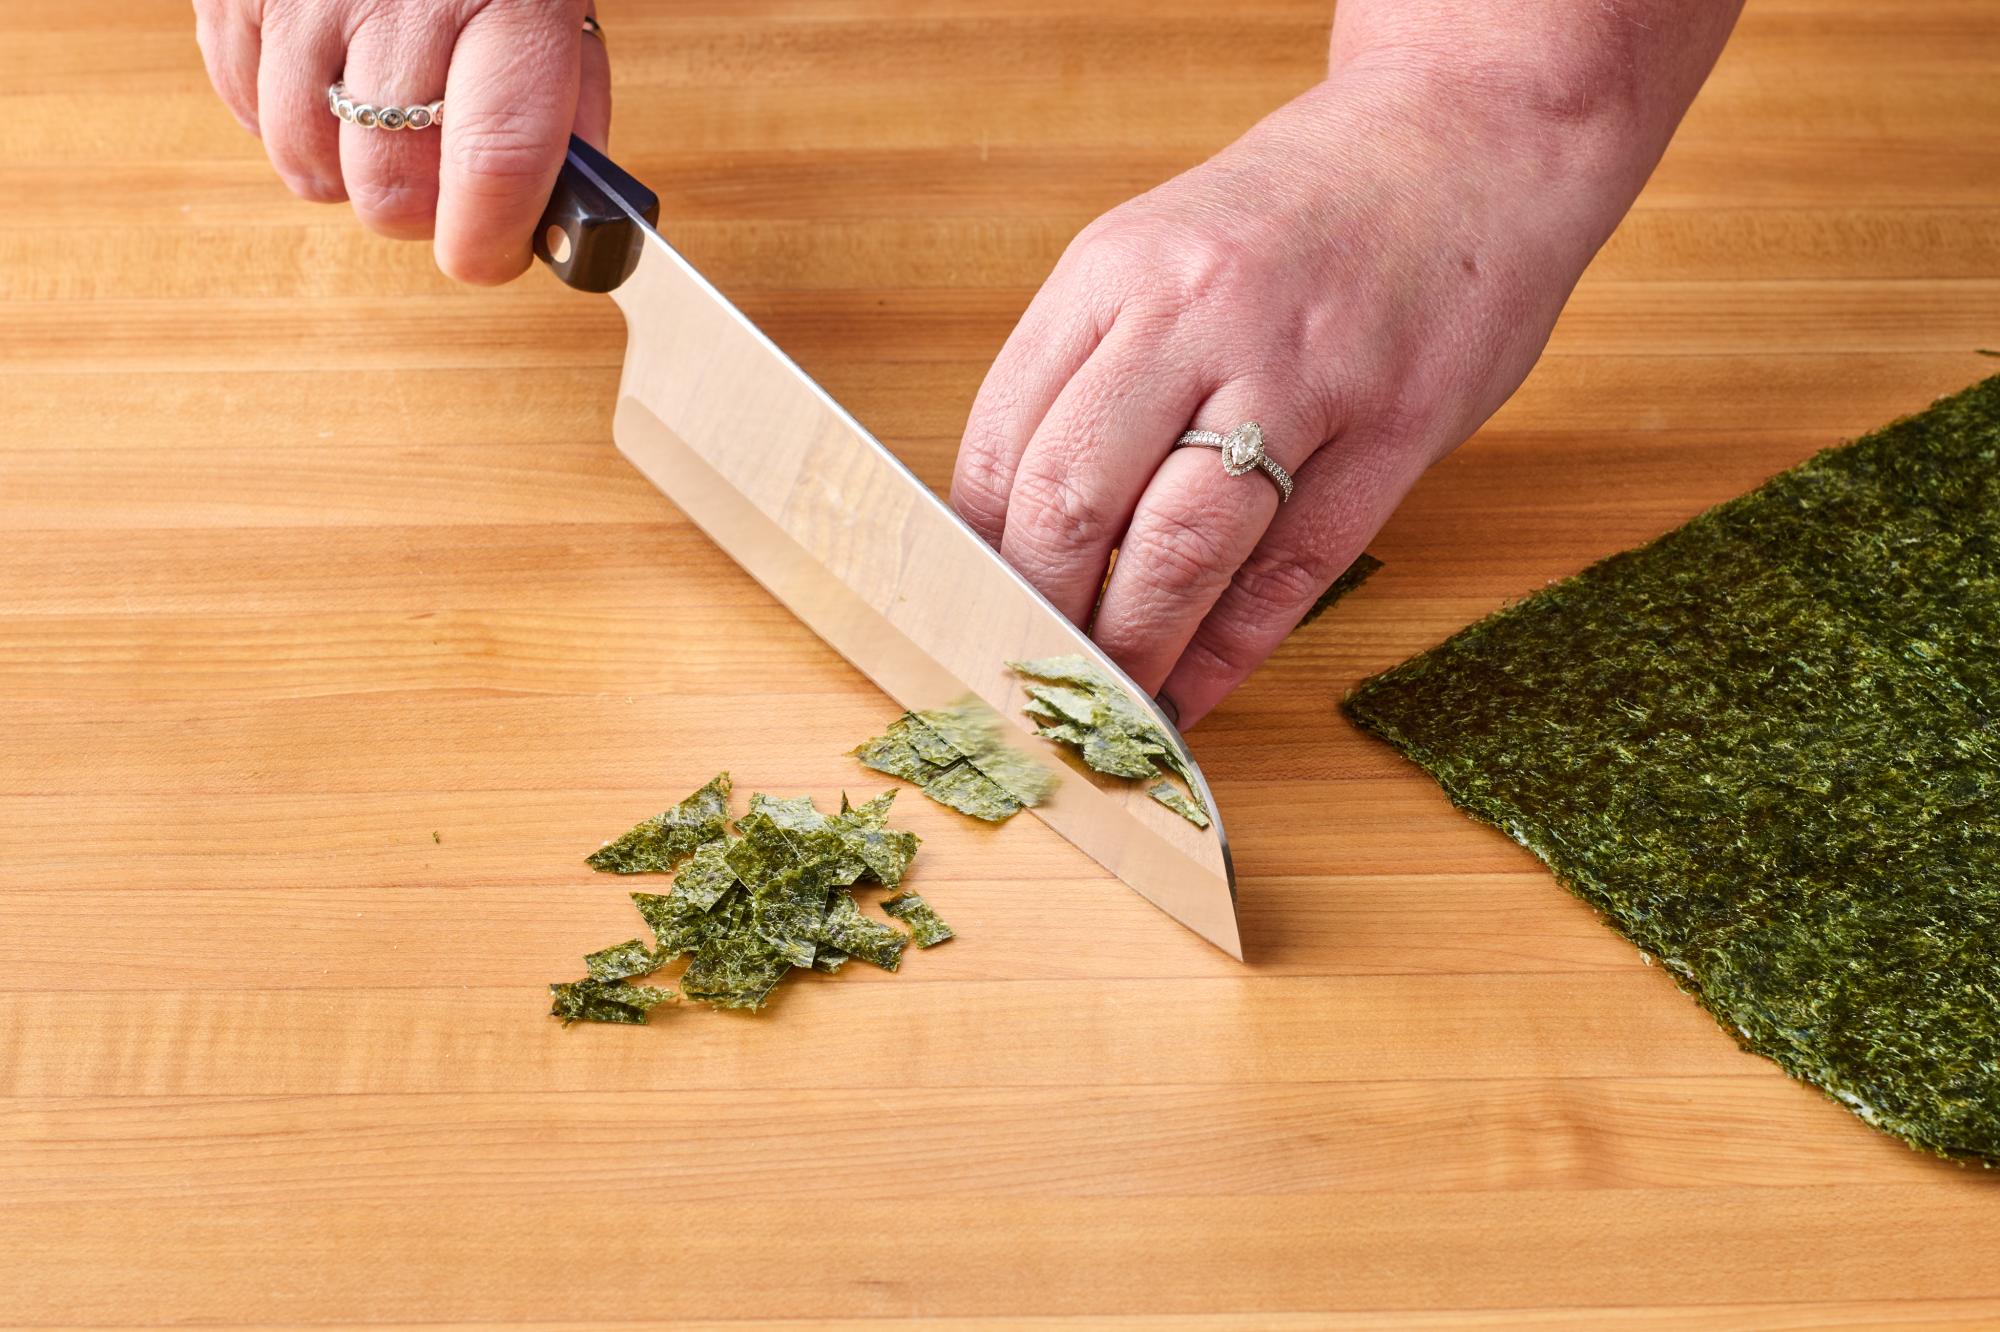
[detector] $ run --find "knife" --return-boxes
[531,138,1241,959]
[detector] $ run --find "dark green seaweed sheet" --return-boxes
[1343,374,2000,1164]
[1295,553,1381,631]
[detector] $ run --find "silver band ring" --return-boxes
[327,82,441,131]
[328,18,602,130]
[1175,421,1294,502]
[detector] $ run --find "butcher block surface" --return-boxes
[5,1,2000,1326]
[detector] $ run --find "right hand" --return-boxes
[193,0,611,283]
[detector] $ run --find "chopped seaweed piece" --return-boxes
[830,789,922,887]
[852,699,1055,822]
[752,860,832,968]
[586,773,732,874]
[1343,373,2000,1164]
[1008,656,1211,825]
[1082,725,1163,780]
[1147,781,1212,830]
[883,892,954,947]
[917,760,1028,822]
[549,978,674,1026]
[678,886,793,1010]
[584,938,658,982]
[631,890,710,957]
[1294,552,1382,631]
[670,839,739,911]
[746,792,831,835]
[819,891,909,971]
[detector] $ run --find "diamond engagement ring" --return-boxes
[1174,422,1294,502]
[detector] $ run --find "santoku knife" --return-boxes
[531,138,1240,958]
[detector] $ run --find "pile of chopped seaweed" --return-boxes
[551,774,952,1024]
[1344,373,2000,1163]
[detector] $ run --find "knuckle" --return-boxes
[447,110,560,191]
[1178,627,1261,686]
[950,434,1013,541]
[1007,462,1119,568]
[1119,505,1240,602]
[346,173,437,231]
[1171,231,1257,305]
[1231,545,1329,622]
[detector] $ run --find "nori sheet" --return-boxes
[1343,373,2000,1163]
[1296,552,1382,631]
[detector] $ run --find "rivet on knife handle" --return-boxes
[534,136,661,294]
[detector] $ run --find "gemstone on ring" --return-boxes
[352,104,378,128]
[1173,420,1294,502]
[1221,422,1265,477]
[376,105,407,130]
[404,104,433,130]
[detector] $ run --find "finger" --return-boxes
[998,327,1206,625]
[193,0,261,136]
[1160,438,1426,728]
[338,12,455,239]
[434,0,588,284]
[256,2,346,202]
[1090,387,1328,693]
[574,5,611,151]
[950,274,1110,547]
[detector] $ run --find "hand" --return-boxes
[949,64,1640,728]
[193,0,610,283]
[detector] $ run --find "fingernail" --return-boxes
[1155,692,1180,726]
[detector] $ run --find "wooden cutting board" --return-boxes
[5,1,1999,1325]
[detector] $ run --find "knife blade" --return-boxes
[534,139,1241,958]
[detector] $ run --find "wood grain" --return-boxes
[4,0,1999,1325]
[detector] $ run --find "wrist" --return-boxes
[1285,52,1655,261]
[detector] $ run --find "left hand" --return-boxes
[949,64,1631,728]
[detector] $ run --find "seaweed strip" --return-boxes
[819,891,909,971]
[583,938,658,982]
[586,774,732,874]
[549,978,674,1026]
[852,700,1054,822]
[883,891,954,947]
[1147,782,1212,830]
[1294,552,1382,631]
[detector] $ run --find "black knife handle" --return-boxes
[534,136,660,294]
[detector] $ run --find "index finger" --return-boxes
[433,0,587,285]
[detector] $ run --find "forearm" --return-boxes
[1323,0,1740,241]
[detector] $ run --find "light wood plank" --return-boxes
[5,0,1999,1326]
